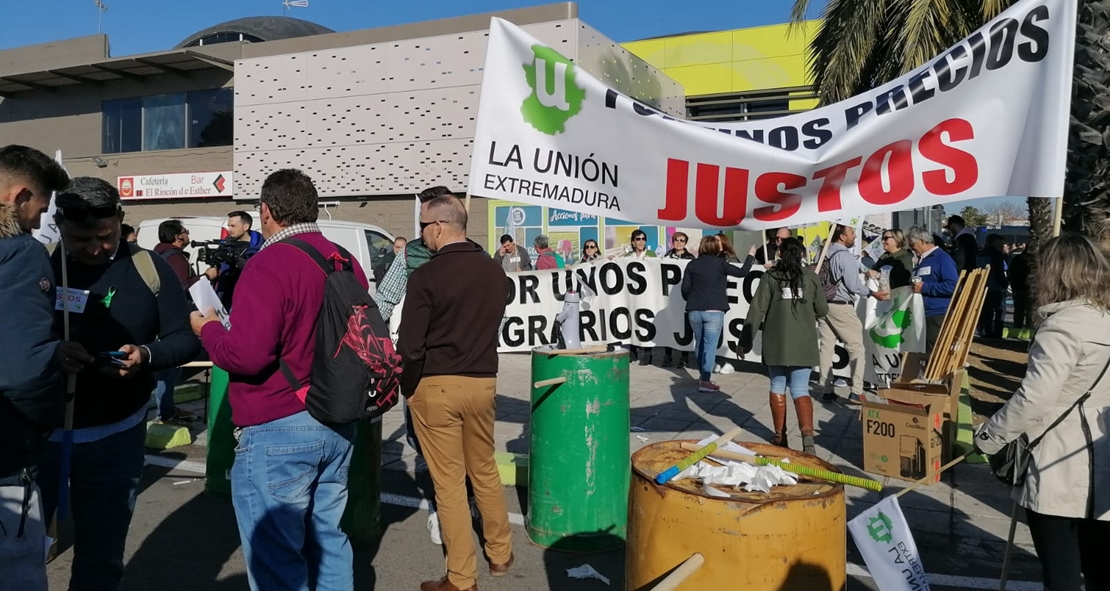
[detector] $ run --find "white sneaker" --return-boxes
[427,510,442,545]
[713,364,722,374]
[719,363,735,375]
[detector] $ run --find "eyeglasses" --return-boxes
[633,237,646,242]
[882,235,893,241]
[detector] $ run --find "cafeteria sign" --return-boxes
[118,172,233,200]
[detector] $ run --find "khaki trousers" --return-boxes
[818,303,866,396]
[409,375,512,588]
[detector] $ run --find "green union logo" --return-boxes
[867,512,894,544]
[521,44,585,135]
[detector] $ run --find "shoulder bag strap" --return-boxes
[1028,350,1110,448]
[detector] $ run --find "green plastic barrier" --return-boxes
[528,346,630,552]
[205,366,235,499]
[341,416,383,547]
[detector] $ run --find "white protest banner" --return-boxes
[32,150,67,246]
[862,286,926,386]
[468,0,1075,230]
[848,496,931,591]
[498,258,871,377]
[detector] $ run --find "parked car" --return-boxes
[135,213,396,294]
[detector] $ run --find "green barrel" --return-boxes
[528,346,630,551]
[205,366,235,499]
[341,416,383,547]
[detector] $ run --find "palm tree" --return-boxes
[790,0,1110,252]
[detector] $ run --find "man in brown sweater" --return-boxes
[399,194,512,591]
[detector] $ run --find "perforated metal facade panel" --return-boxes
[235,19,682,198]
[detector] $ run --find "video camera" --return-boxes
[190,239,254,269]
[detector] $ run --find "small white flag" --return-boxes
[847,496,930,591]
[32,149,67,246]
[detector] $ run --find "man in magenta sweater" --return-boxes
[191,169,368,591]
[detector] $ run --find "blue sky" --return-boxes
[0,0,825,55]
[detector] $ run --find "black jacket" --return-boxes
[951,232,979,274]
[0,204,65,480]
[49,241,201,429]
[681,254,756,312]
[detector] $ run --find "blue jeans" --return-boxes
[688,310,724,381]
[232,411,355,591]
[767,366,812,400]
[153,367,181,421]
[37,420,146,591]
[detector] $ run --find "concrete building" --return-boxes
[3,3,871,254]
[0,3,684,249]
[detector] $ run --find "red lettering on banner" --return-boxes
[753,172,807,222]
[812,157,863,212]
[859,140,915,206]
[920,118,978,195]
[659,158,690,221]
[694,163,748,226]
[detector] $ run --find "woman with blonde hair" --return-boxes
[976,233,1110,590]
[867,228,914,291]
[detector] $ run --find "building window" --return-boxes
[102,88,233,154]
[685,86,817,123]
[185,32,264,47]
[188,88,233,148]
[142,93,187,151]
[102,98,142,154]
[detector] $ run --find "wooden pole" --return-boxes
[533,376,566,389]
[652,553,706,591]
[895,452,970,498]
[813,224,836,273]
[1052,196,1064,237]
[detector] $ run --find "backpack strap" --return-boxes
[130,247,160,296]
[274,237,356,393]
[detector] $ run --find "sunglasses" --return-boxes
[673,237,686,243]
[585,244,598,249]
[633,237,646,242]
[419,220,449,232]
[882,235,894,241]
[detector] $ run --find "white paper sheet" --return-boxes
[188,281,231,330]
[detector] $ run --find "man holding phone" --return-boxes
[37,177,199,590]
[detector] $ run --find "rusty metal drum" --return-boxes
[626,440,847,591]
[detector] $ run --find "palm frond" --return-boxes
[900,0,956,71]
[981,0,1014,20]
[806,0,889,103]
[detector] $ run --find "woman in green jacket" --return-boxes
[740,238,829,455]
[868,229,914,291]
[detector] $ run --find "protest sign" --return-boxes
[495,258,924,382]
[32,149,66,246]
[468,0,1075,230]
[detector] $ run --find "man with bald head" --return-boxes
[399,195,513,591]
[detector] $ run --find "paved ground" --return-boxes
[47,352,1042,590]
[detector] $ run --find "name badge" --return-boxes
[917,266,932,276]
[781,287,800,300]
[55,287,90,314]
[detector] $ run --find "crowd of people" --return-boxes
[1,140,1108,590]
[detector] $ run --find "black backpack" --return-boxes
[818,249,843,301]
[278,238,402,425]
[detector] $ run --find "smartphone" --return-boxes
[95,351,128,367]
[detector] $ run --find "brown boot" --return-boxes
[794,396,816,455]
[769,393,788,448]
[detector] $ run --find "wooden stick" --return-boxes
[652,553,705,591]
[937,269,986,379]
[464,193,471,214]
[925,269,967,380]
[533,376,566,389]
[954,268,991,370]
[813,224,835,272]
[894,451,970,498]
[181,361,214,368]
[999,500,1021,591]
[656,428,742,485]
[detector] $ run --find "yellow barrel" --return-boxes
[626,441,846,591]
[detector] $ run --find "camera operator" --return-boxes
[202,210,262,310]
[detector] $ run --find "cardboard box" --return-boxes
[862,398,945,483]
[879,367,965,460]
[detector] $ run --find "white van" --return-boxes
[135,214,396,293]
